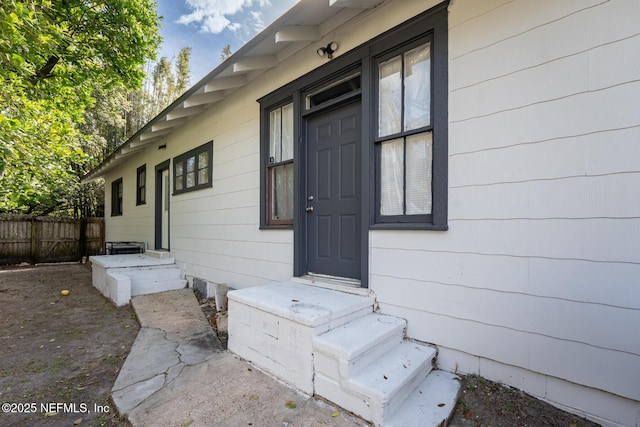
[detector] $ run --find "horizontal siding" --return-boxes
[379,303,640,401]
[451,174,640,219]
[373,275,639,355]
[450,0,639,90]
[373,0,640,412]
[371,249,640,310]
[450,81,640,155]
[372,220,640,263]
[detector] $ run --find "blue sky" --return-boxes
[155,0,299,83]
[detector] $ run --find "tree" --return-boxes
[175,47,191,93]
[0,0,161,215]
[221,44,232,62]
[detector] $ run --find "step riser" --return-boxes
[349,346,435,426]
[315,372,374,421]
[131,279,187,296]
[314,330,404,382]
[381,364,433,425]
[123,268,183,283]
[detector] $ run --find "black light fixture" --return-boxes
[317,41,339,59]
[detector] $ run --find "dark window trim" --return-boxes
[172,141,213,195]
[257,1,449,284]
[136,164,146,205]
[111,178,123,217]
[370,3,448,230]
[260,98,295,229]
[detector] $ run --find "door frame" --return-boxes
[154,159,170,250]
[294,64,371,287]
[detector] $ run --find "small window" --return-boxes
[111,178,123,216]
[267,102,294,225]
[136,165,146,205]
[173,141,213,194]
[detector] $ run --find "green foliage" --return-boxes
[0,0,161,216]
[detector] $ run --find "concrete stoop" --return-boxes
[90,252,187,306]
[228,281,460,426]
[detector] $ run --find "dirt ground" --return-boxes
[0,263,138,427]
[1,263,601,427]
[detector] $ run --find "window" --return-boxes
[373,26,447,229]
[136,165,146,205]
[266,102,294,226]
[173,141,213,194]
[111,178,123,216]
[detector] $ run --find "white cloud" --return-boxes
[176,0,269,35]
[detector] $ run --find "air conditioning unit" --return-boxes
[105,241,146,255]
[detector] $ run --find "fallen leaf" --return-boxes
[464,409,472,419]
[291,299,299,302]
[331,410,340,417]
[183,420,193,427]
[45,411,58,417]
[73,418,82,425]
[285,400,297,409]
[383,375,388,380]
[437,403,446,407]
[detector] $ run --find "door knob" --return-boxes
[305,206,314,212]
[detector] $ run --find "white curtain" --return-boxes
[380,138,404,215]
[404,42,431,131]
[378,56,402,137]
[406,132,432,215]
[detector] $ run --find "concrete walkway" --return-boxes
[111,288,369,427]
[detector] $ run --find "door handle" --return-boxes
[307,196,314,201]
[305,206,314,212]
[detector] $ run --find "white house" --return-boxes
[84,0,640,426]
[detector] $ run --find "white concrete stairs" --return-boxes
[313,313,460,427]
[90,251,187,306]
[227,281,460,427]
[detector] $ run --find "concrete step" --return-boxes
[131,278,187,296]
[347,341,436,425]
[313,313,406,380]
[384,370,461,427]
[228,281,375,394]
[124,266,183,284]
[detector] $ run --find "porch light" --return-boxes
[317,42,339,59]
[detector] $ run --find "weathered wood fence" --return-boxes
[0,215,105,265]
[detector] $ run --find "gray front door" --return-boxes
[306,100,361,279]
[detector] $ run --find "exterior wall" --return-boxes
[100,0,640,425]
[103,162,155,245]
[103,0,442,288]
[371,1,640,426]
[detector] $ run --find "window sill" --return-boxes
[172,183,212,195]
[370,223,448,231]
[259,224,293,230]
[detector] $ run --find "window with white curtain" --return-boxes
[376,39,438,225]
[267,102,294,225]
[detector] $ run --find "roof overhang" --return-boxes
[83,0,383,182]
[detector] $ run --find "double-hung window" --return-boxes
[374,22,447,229]
[266,102,294,226]
[173,141,213,194]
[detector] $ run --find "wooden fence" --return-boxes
[0,215,105,265]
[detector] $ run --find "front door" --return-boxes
[305,100,361,279]
[155,160,170,250]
